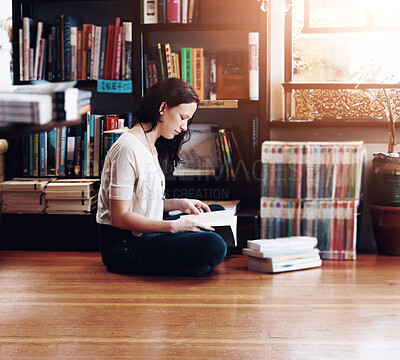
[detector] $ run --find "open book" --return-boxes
[184,209,237,247]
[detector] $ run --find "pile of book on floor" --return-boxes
[243,236,322,273]
[0,178,50,213]
[45,179,99,215]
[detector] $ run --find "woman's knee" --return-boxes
[201,232,227,265]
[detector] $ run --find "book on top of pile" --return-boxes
[0,178,52,192]
[45,178,100,192]
[247,236,318,252]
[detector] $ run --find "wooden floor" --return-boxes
[1,252,400,359]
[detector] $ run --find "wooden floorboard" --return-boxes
[1,252,400,359]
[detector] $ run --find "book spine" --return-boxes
[23,17,31,81]
[124,22,132,80]
[167,0,181,23]
[104,25,114,80]
[47,129,57,176]
[193,48,204,99]
[157,42,166,80]
[80,24,88,81]
[66,135,75,177]
[33,133,39,177]
[58,126,67,177]
[165,43,172,78]
[98,26,108,80]
[76,29,82,80]
[37,38,46,80]
[114,25,123,80]
[39,131,47,177]
[111,17,121,80]
[70,27,77,80]
[33,21,43,81]
[89,25,96,80]
[158,0,167,23]
[219,129,235,179]
[181,0,188,23]
[19,28,24,81]
[92,25,102,80]
[248,32,259,101]
[143,0,158,24]
[86,24,93,80]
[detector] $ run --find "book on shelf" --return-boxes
[248,32,259,101]
[142,0,158,24]
[0,177,50,214]
[0,178,51,192]
[46,178,100,192]
[142,0,199,24]
[184,209,237,247]
[0,92,53,125]
[173,123,220,176]
[167,0,181,23]
[18,16,131,82]
[46,195,97,214]
[216,51,249,99]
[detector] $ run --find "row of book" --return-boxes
[21,111,133,178]
[261,141,364,200]
[0,82,90,125]
[173,124,242,180]
[0,178,99,215]
[243,237,322,273]
[145,33,259,100]
[142,0,199,24]
[19,16,132,82]
[259,198,359,260]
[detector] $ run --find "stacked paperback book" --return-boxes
[45,179,98,214]
[0,178,50,213]
[0,178,99,215]
[243,236,322,273]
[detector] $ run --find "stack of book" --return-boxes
[0,178,50,213]
[243,236,322,273]
[45,179,99,215]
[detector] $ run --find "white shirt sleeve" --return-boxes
[108,140,137,201]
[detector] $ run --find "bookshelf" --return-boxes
[2,0,268,249]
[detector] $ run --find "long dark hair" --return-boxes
[134,78,199,174]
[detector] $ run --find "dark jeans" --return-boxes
[97,205,227,277]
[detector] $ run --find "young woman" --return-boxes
[96,78,227,276]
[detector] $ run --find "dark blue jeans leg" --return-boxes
[133,231,227,276]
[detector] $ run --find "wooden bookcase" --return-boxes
[1,0,268,250]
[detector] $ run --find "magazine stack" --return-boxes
[260,141,364,260]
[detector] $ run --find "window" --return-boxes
[292,0,400,82]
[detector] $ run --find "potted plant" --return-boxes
[369,89,400,255]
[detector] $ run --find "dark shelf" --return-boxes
[0,118,81,138]
[140,23,260,32]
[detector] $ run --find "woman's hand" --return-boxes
[176,198,210,215]
[170,216,214,233]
